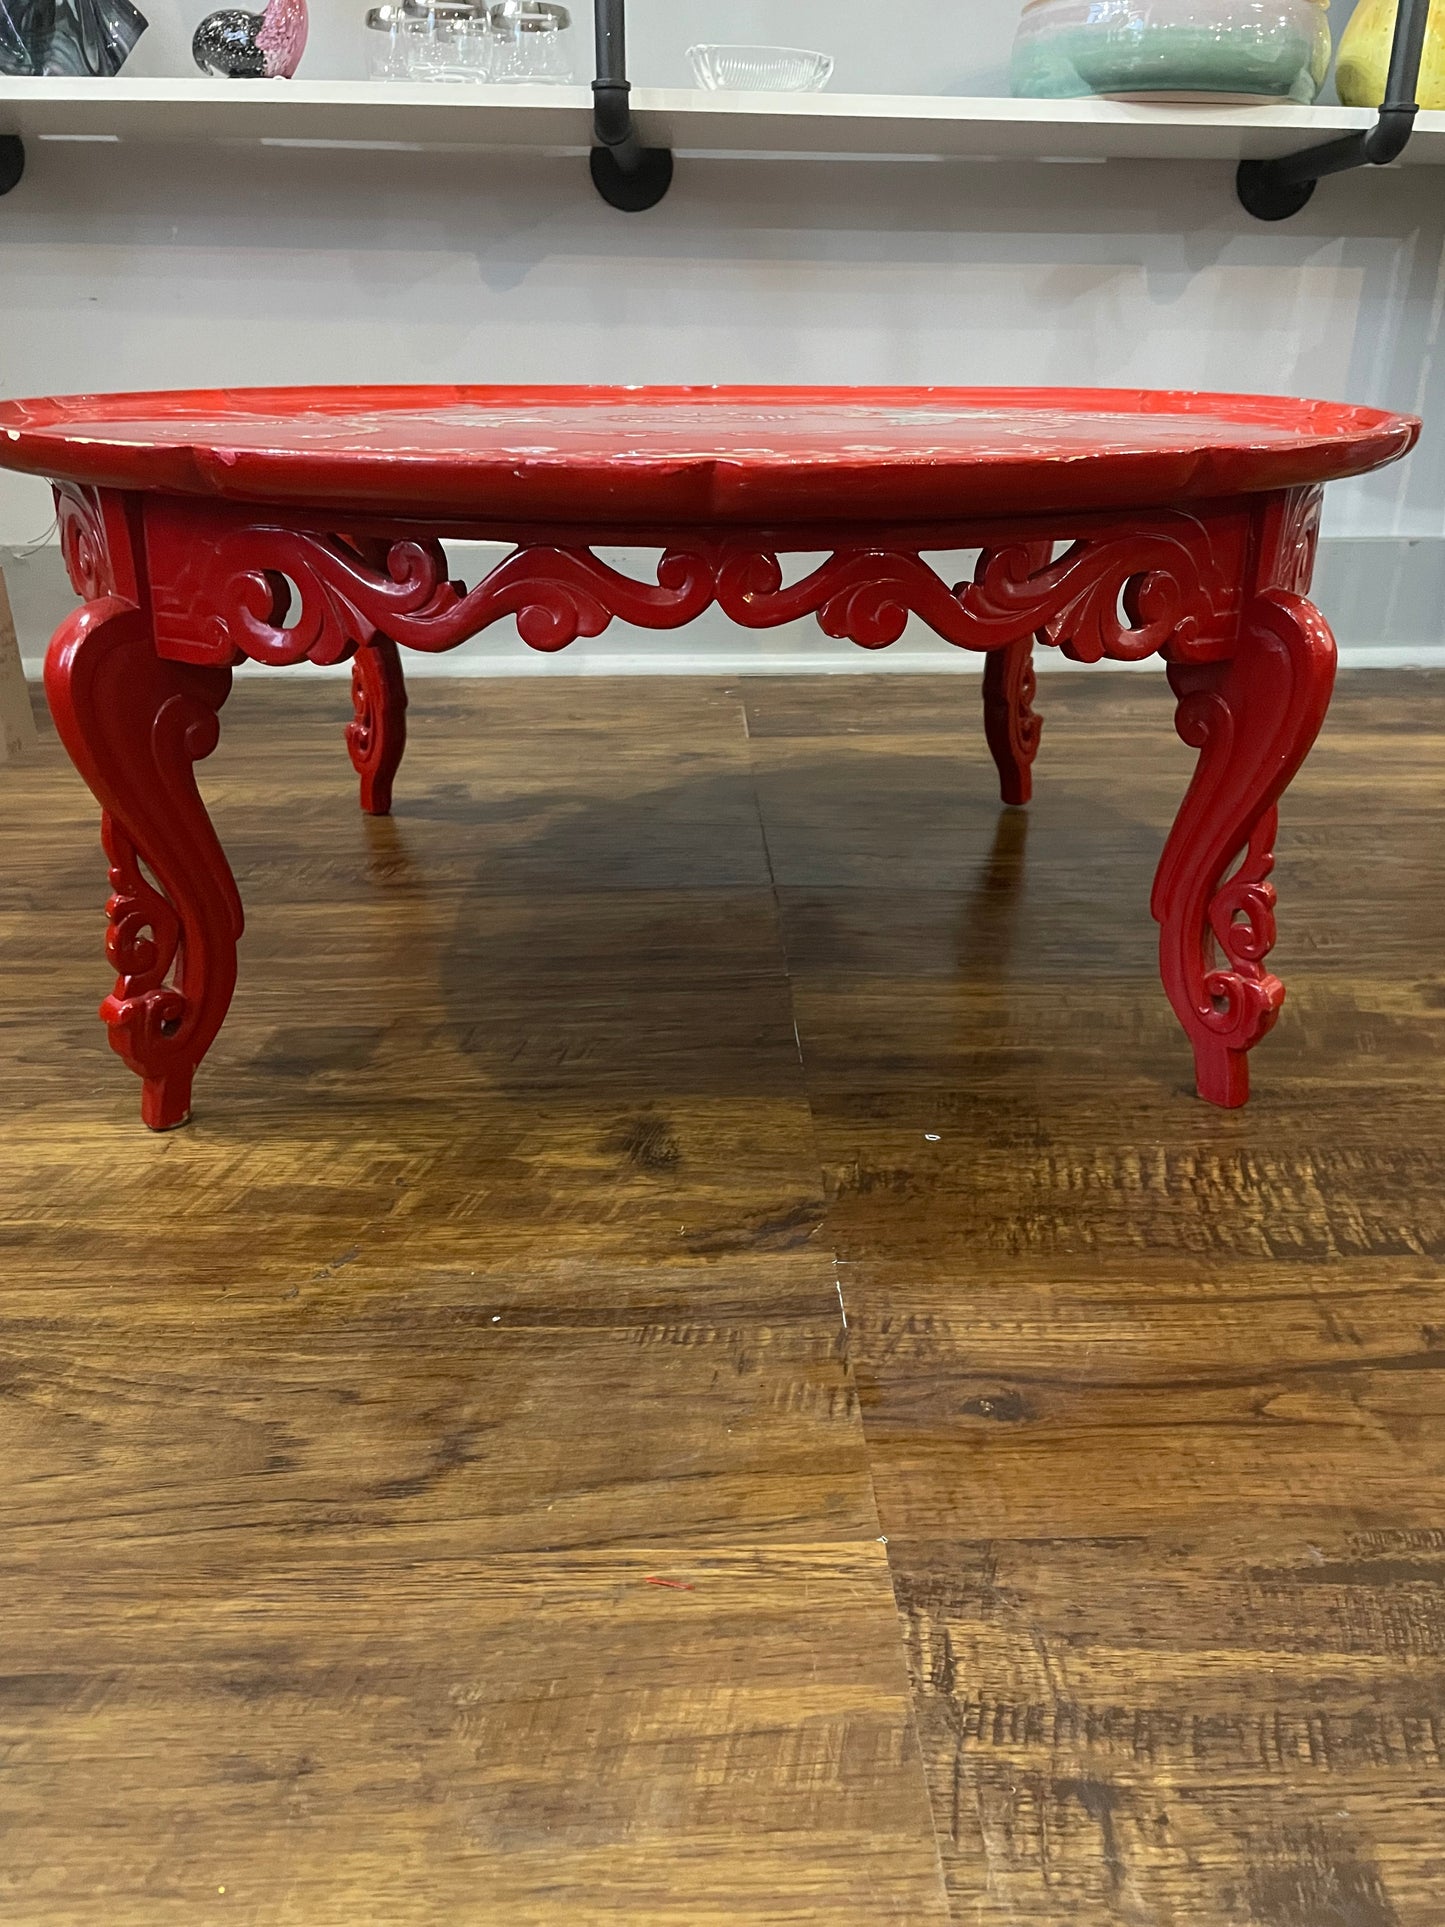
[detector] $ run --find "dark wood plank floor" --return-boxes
[2,667,1442,1925]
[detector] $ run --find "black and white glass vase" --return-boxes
[0,0,148,73]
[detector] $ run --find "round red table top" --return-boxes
[0,384,1418,525]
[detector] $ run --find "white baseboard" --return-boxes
[5,535,1443,677]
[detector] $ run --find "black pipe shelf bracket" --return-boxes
[589,0,672,209]
[1238,0,1430,219]
[0,133,23,197]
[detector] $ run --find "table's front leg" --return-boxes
[1152,493,1336,1107]
[45,596,239,1130]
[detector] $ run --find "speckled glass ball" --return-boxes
[192,0,306,75]
[192,8,266,73]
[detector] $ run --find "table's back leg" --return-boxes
[346,636,408,816]
[1152,589,1336,1108]
[982,636,1042,806]
[44,598,241,1130]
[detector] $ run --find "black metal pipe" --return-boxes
[593,0,624,86]
[589,0,673,210]
[592,0,641,171]
[0,135,23,197]
[1237,0,1430,219]
[592,78,642,172]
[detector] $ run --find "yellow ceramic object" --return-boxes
[1337,0,1445,108]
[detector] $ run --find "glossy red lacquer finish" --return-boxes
[3,385,1417,1128]
[0,384,1419,523]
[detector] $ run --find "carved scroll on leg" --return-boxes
[982,638,1042,806]
[1152,589,1336,1108]
[347,636,408,816]
[44,599,241,1130]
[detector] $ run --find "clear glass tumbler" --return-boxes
[365,4,420,79]
[366,0,491,80]
[487,0,573,82]
[411,0,490,79]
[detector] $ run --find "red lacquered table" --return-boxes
[0,384,1418,1129]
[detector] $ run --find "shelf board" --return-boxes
[3,78,1445,168]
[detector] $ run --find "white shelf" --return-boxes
[3,78,1445,168]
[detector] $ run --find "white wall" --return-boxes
[6,0,1444,673]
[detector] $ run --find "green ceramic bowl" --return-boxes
[1011,0,1331,103]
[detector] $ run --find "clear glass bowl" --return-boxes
[687,43,834,92]
[1011,0,1331,104]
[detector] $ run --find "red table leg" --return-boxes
[982,636,1042,806]
[44,598,241,1130]
[1152,588,1336,1108]
[347,636,408,816]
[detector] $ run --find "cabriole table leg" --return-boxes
[1152,589,1337,1108]
[347,636,408,816]
[44,599,242,1130]
[982,636,1043,806]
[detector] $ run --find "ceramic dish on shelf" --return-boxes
[686,43,834,92]
[1101,90,1305,103]
[1011,0,1331,105]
